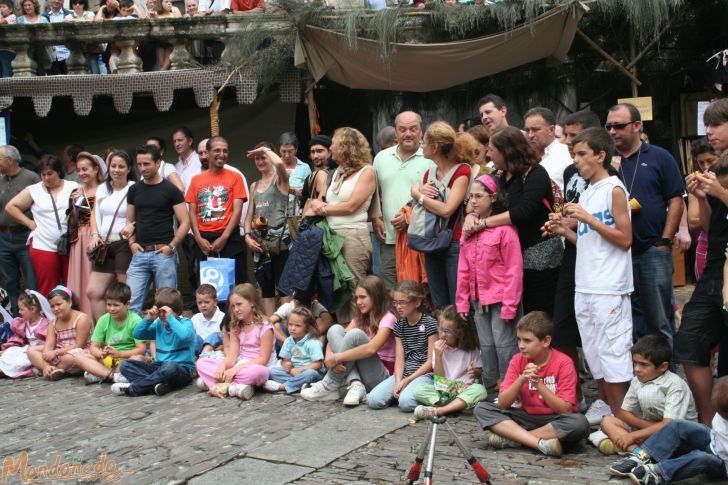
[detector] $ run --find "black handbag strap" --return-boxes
[103,191,127,244]
[49,190,63,231]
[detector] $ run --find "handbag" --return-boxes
[87,192,126,265]
[50,191,69,256]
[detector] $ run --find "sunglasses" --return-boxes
[604,121,637,131]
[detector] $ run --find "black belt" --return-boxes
[141,243,168,251]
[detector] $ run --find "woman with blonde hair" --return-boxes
[306,127,376,323]
[411,121,474,309]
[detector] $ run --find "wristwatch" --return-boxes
[654,238,673,248]
[168,243,176,252]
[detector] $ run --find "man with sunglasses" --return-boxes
[605,103,684,354]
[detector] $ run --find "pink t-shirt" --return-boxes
[500,349,578,415]
[350,312,397,370]
[237,322,275,365]
[433,343,481,384]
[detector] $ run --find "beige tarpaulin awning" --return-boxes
[294,5,584,92]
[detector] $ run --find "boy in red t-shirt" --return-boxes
[474,311,590,457]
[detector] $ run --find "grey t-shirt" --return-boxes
[0,168,40,227]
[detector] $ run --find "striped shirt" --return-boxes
[394,314,438,378]
[621,370,698,422]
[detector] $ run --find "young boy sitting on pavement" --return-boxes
[609,376,728,484]
[191,284,224,358]
[590,334,697,455]
[111,288,196,397]
[74,282,146,384]
[474,311,589,457]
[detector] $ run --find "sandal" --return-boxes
[49,368,67,381]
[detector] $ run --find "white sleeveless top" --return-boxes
[326,165,373,230]
[575,176,633,295]
[27,180,79,252]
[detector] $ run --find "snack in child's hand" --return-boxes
[208,382,230,398]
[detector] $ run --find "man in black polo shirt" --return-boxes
[124,145,190,315]
[678,98,728,424]
[0,145,39,315]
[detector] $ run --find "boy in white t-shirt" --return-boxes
[191,284,224,357]
[547,127,633,423]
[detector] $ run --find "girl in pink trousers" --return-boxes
[195,283,275,400]
[456,174,523,388]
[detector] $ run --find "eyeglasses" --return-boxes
[604,121,637,131]
[392,300,413,307]
[438,328,455,336]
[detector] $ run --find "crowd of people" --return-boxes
[0,94,728,484]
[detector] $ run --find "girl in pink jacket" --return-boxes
[0,291,52,378]
[456,174,523,388]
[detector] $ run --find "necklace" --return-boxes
[620,142,642,196]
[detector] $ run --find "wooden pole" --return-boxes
[629,27,638,97]
[210,91,220,137]
[576,29,641,87]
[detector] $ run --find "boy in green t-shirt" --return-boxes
[75,282,146,384]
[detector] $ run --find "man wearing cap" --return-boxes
[372,111,431,289]
[0,145,39,315]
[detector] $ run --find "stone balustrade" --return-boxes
[0,11,436,77]
[0,14,296,76]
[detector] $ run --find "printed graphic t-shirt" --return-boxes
[186,169,247,233]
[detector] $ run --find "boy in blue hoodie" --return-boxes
[111,288,195,396]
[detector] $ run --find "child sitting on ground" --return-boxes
[191,284,224,357]
[74,282,146,385]
[27,286,93,381]
[264,307,324,394]
[111,288,195,397]
[608,376,728,485]
[0,291,51,378]
[367,280,438,412]
[591,334,697,455]
[412,305,486,420]
[195,283,275,400]
[473,311,589,457]
[269,291,333,347]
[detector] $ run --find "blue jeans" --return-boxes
[126,250,178,315]
[643,419,727,482]
[194,332,223,355]
[0,231,36,315]
[367,374,433,412]
[631,246,675,348]
[269,366,323,394]
[119,359,192,396]
[424,241,460,310]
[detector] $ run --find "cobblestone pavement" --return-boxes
[0,285,715,485]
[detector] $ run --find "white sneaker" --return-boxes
[413,405,438,421]
[228,383,254,400]
[195,377,208,391]
[343,381,367,406]
[111,383,131,396]
[300,381,340,401]
[84,372,103,385]
[588,429,609,448]
[263,380,282,392]
[585,399,613,426]
[113,373,129,384]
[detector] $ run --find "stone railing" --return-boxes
[0,14,295,76]
[0,11,438,77]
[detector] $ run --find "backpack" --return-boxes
[407,162,469,254]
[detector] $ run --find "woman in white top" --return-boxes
[86,151,135,321]
[307,127,376,323]
[5,156,78,297]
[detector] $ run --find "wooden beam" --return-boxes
[576,28,641,87]
[625,19,675,70]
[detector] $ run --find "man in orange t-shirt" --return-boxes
[186,136,248,285]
